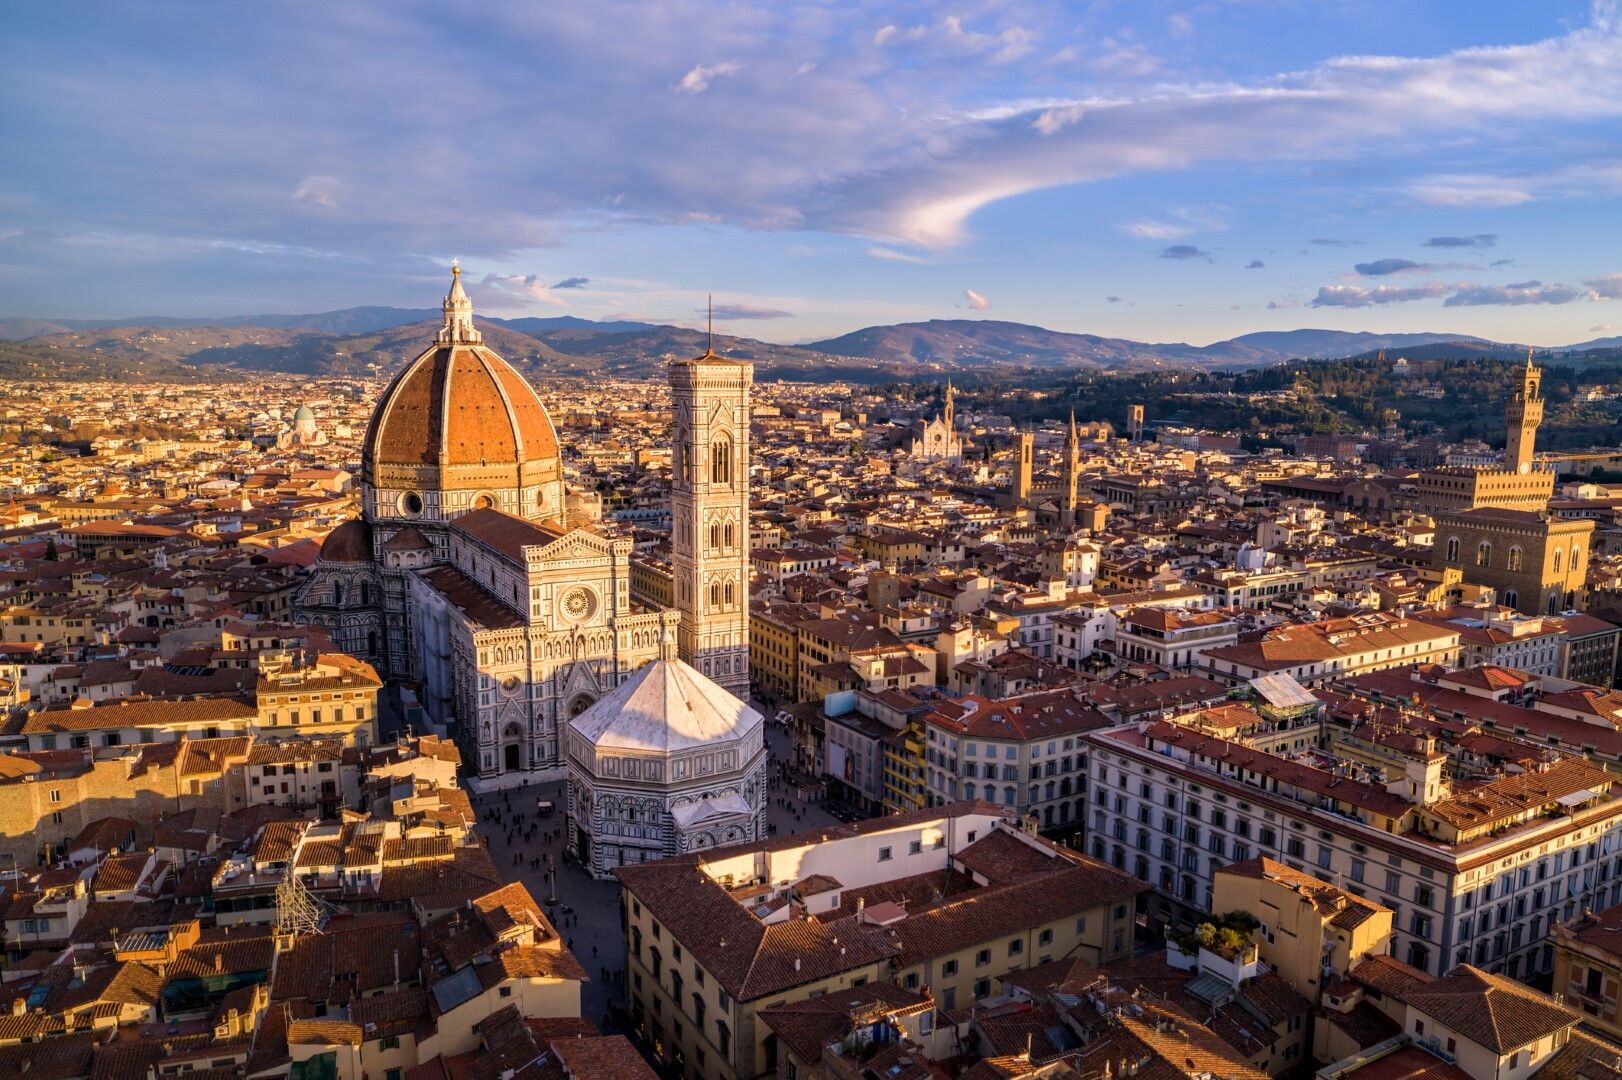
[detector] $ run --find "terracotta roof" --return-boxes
[1402,966,1579,1053]
[454,507,568,562]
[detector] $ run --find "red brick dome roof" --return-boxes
[364,343,560,472]
[361,269,561,495]
[318,518,371,563]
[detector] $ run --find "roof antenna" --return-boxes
[707,293,714,355]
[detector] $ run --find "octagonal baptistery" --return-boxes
[566,658,768,879]
[361,265,564,531]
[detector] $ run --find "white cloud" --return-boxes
[1586,273,1622,298]
[675,61,742,94]
[1309,277,1598,308]
[1166,13,1194,38]
[963,288,990,310]
[872,24,897,46]
[1032,104,1085,136]
[478,273,569,308]
[1310,283,1452,308]
[292,175,347,209]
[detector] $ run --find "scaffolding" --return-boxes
[275,873,331,936]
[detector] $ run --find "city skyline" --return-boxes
[4,2,1622,344]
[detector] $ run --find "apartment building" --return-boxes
[614,802,1145,1080]
[1114,606,1240,671]
[921,687,1111,832]
[1200,612,1461,687]
[1085,718,1622,982]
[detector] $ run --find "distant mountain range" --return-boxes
[0,306,1614,383]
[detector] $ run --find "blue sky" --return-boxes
[4,1,1622,345]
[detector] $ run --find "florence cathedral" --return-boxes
[293,268,765,871]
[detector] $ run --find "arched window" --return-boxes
[724,581,735,607]
[1570,546,1582,573]
[710,582,722,609]
[359,581,371,605]
[1476,541,1492,567]
[709,523,721,549]
[1503,590,1518,610]
[1553,549,1563,573]
[1507,546,1523,572]
[1548,594,1559,615]
[712,435,732,485]
[724,522,735,548]
[673,430,690,484]
[1446,537,1460,563]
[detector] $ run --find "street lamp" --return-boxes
[547,864,557,906]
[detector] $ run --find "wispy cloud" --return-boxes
[1444,281,1588,306]
[1405,176,1535,207]
[1354,258,1431,276]
[1587,273,1622,298]
[1311,275,1604,308]
[711,302,792,319]
[1160,245,1210,261]
[1422,234,1497,249]
[292,175,347,209]
[963,288,990,310]
[868,246,929,264]
[551,276,589,289]
[1244,260,1264,269]
[675,60,742,94]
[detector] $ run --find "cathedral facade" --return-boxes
[902,382,964,460]
[293,268,748,785]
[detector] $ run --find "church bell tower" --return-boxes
[669,329,753,697]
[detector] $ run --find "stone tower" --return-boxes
[1014,431,1033,503]
[1505,349,1544,475]
[669,342,753,697]
[1061,410,1082,528]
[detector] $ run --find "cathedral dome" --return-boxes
[319,518,372,563]
[362,266,562,502]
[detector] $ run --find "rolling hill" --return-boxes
[0,303,1609,382]
[804,321,1521,370]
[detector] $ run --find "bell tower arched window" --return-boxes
[1446,537,1460,563]
[712,434,732,485]
[1476,541,1492,567]
[1507,546,1522,571]
[1553,549,1563,573]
